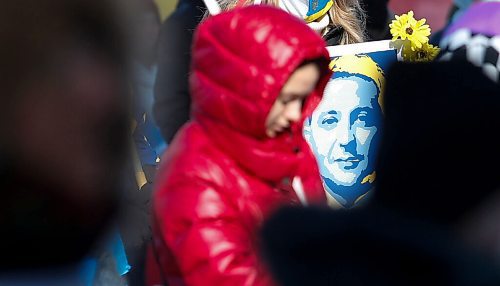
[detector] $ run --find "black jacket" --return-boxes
[324,26,344,46]
[262,206,500,286]
[153,0,205,143]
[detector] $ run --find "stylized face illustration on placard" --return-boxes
[305,54,387,207]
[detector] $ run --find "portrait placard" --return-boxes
[305,40,401,207]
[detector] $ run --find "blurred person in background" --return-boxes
[0,0,129,284]
[447,0,476,23]
[438,0,500,84]
[261,59,500,286]
[154,0,366,144]
[217,0,366,45]
[130,0,167,158]
[429,0,476,45]
[360,0,392,40]
[147,5,332,286]
[122,1,166,285]
[153,0,206,143]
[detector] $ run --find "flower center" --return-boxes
[406,27,414,35]
[417,51,427,59]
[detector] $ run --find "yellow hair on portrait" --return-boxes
[329,54,385,109]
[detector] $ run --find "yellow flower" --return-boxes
[407,18,431,49]
[402,42,441,62]
[390,11,431,49]
[390,11,413,40]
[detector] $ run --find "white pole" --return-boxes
[292,177,308,206]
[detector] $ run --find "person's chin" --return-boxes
[322,171,359,188]
[332,177,358,187]
[331,162,373,183]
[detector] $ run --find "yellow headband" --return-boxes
[329,54,385,109]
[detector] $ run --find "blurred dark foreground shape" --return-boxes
[0,0,129,273]
[262,60,500,286]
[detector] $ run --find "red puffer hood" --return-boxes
[190,5,332,182]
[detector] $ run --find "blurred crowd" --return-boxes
[0,0,499,285]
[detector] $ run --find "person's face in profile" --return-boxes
[266,63,320,138]
[308,75,382,190]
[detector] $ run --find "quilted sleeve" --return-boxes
[153,181,275,286]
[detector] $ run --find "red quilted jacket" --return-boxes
[147,5,332,286]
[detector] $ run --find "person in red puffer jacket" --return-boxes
[147,5,332,286]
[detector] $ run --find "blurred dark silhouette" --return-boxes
[262,60,500,285]
[130,0,162,68]
[0,0,129,273]
[375,61,500,224]
[263,206,500,286]
[361,0,392,41]
[153,0,205,143]
[430,0,475,45]
[129,0,166,158]
[436,1,500,85]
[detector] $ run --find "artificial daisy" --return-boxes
[389,11,413,40]
[403,42,441,62]
[407,18,431,49]
[390,11,431,49]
